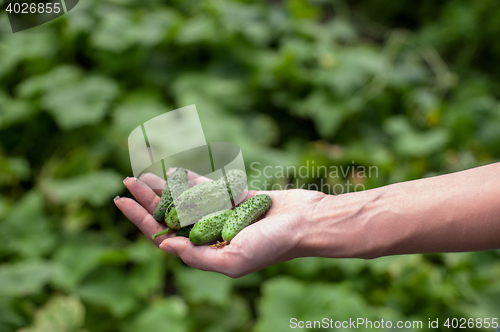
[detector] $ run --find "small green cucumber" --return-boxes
[153,182,173,221]
[166,169,247,228]
[175,224,194,238]
[222,194,272,242]
[152,168,189,222]
[224,169,247,201]
[189,209,234,245]
[225,169,248,200]
[168,167,189,199]
[165,205,181,230]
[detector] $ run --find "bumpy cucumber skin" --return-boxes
[166,169,247,228]
[169,168,189,199]
[153,182,173,221]
[175,224,194,238]
[152,168,189,223]
[189,209,233,245]
[165,205,181,229]
[224,169,247,201]
[222,194,272,242]
[225,169,248,199]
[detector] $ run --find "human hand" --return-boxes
[114,170,325,277]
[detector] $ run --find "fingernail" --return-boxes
[113,196,120,202]
[123,177,130,184]
[160,243,177,256]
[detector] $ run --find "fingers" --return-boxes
[119,173,289,276]
[159,237,250,277]
[124,177,160,215]
[114,197,174,246]
[139,168,213,195]
[168,168,212,187]
[139,173,166,196]
[158,214,292,278]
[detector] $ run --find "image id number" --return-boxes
[444,318,499,329]
[6,2,61,14]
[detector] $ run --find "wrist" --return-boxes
[297,186,390,259]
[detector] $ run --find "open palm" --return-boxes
[114,170,324,277]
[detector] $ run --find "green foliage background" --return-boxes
[1,0,500,331]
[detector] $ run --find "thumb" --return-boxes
[159,236,244,276]
[159,236,189,256]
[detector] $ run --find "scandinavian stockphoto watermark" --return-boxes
[249,161,379,194]
[290,318,423,330]
[290,317,500,330]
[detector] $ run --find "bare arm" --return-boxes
[115,163,500,277]
[302,162,500,259]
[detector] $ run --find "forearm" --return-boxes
[301,163,500,259]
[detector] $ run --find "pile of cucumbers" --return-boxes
[151,168,272,246]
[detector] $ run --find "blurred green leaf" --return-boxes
[286,0,320,20]
[126,239,166,299]
[0,261,57,297]
[385,116,450,157]
[0,91,35,129]
[175,268,234,306]
[0,32,57,78]
[293,91,362,138]
[91,8,178,51]
[175,16,217,44]
[125,297,188,332]
[112,91,170,134]
[190,296,251,332]
[17,66,82,99]
[0,191,56,258]
[0,297,26,332]
[214,1,269,45]
[91,10,139,52]
[51,242,110,291]
[41,76,118,129]
[17,66,118,129]
[0,196,10,220]
[77,268,138,317]
[0,155,31,184]
[256,276,375,332]
[43,170,123,206]
[134,10,180,47]
[18,295,85,332]
[282,257,335,279]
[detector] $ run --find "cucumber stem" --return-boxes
[152,228,171,239]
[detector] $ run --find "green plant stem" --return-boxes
[152,228,171,239]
